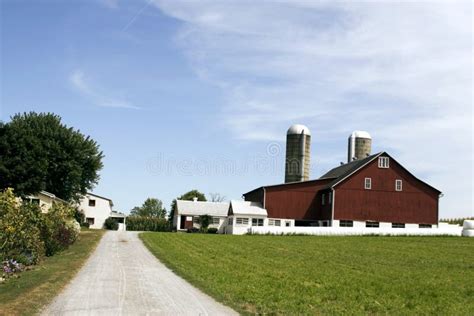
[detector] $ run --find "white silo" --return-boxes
[348,131,372,162]
[285,124,311,183]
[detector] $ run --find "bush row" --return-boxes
[126,216,170,232]
[0,188,80,267]
[439,217,474,226]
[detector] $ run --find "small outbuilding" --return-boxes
[174,199,229,233]
[225,200,268,235]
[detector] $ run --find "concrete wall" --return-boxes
[79,194,113,229]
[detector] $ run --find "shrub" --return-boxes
[198,214,212,233]
[104,217,119,230]
[0,189,44,264]
[80,222,90,228]
[73,207,85,224]
[207,228,218,234]
[186,227,200,233]
[40,202,80,256]
[126,216,170,232]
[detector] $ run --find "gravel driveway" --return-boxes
[42,231,237,315]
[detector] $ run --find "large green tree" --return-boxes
[0,112,104,201]
[130,198,166,218]
[169,189,206,223]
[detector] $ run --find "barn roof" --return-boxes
[176,200,229,217]
[319,152,382,189]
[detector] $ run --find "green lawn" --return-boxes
[141,233,474,315]
[0,229,104,316]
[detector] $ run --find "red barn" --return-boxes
[243,152,441,228]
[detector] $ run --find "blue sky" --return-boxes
[1,0,472,218]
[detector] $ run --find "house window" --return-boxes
[366,221,379,228]
[212,217,220,225]
[252,218,264,226]
[268,219,281,226]
[419,224,432,228]
[228,217,233,225]
[328,192,332,204]
[86,217,95,225]
[378,157,389,168]
[395,180,403,191]
[365,178,372,190]
[392,223,405,228]
[285,221,291,227]
[193,217,200,224]
[88,199,96,207]
[339,220,353,227]
[322,193,326,205]
[236,217,249,225]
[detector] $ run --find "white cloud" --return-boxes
[69,70,140,110]
[151,1,473,217]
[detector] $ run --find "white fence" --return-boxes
[249,224,463,236]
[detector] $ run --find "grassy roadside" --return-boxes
[0,229,104,316]
[141,233,474,315]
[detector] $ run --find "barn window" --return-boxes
[268,219,281,226]
[378,157,389,168]
[366,221,379,228]
[322,193,326,205]
[364,178,372,190]
[285,221,291,227]
[392,223,405,228]
[340,220,353,227]
[395,179,403,191]
[419,224,432,228]
[236,218,249,225]
[252,218,264,226]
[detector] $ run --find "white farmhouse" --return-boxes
[78,193,126,230]
[174,198,229,233]
[25,190,67,213]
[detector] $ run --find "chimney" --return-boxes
[193,197,198,202]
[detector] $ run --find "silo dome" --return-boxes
[351,130,371,139]
[287,124,311,136]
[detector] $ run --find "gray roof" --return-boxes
[319,152,382,187]
[176,200,229,217]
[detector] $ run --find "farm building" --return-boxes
[24,190,67,213]
[174,198,229,233]
[244,151,441,229]
[78,193,126,230]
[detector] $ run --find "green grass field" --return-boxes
[0,229,104,316]
[141,233,474,315]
